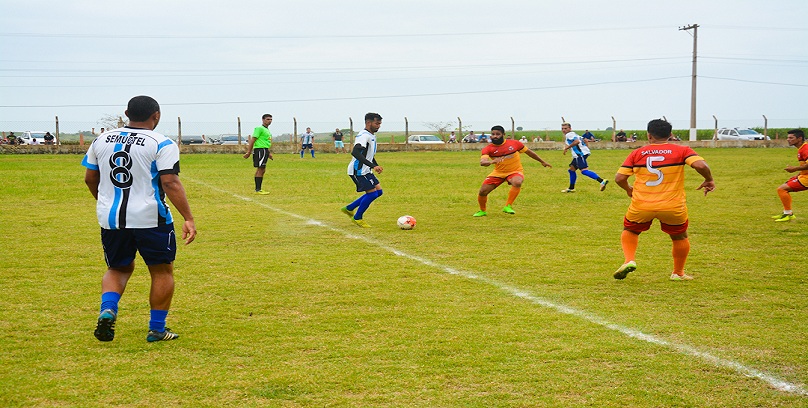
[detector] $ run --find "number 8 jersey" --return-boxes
[617,143,704,211]
[82,127,180,229]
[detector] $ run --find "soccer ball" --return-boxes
[397,215,416,230]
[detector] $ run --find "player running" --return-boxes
[473,125,552,216]
[613,119,715,281]
[561,122,608,193]
[773,129,807,222]
[341,113,383,228]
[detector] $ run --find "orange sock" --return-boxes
[477,195,487,211]
[672,238,690,275]
[506,186,521,205]
[620,230,639,263]
[778,188,792,212]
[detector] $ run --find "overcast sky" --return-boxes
[1,0,807,134]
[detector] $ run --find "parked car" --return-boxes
[407,134,445,144]
[19,131,49,145]
[179,135,206,145]
[218,134,244,145]
[716,128,769,141]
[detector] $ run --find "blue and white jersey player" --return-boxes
[341,112,384,228]
[561,122,608,193]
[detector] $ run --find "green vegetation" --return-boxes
[1,149,806,407]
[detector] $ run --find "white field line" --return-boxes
[190,179,807,397]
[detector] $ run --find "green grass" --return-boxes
[1,148,807,407]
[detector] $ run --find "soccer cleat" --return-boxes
[94,309,117,342]
[670,273,694,281]
[255,190,270,195]
[473,210,488,217]
[561,188,576,193]
[352,218,371,228]
[600,179,609,191]
[147,328,179,342]
[613,261,637,280]
[774,214,796,222]
[340,206,355,218]
[502,205,515,214]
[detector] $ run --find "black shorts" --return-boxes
[349,173,379,192]
[253,148,270,168]
[301,143,313,149]
[101,223,177,267]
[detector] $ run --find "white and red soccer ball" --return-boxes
[397,215,416,230]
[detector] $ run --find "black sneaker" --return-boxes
[94,309,117,342]
[147,328,179,342]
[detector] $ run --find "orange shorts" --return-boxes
[483,172,524,186]
[623,204,689,235]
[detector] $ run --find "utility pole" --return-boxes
[680,23,699,141]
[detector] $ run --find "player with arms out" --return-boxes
[613,119,715,281]
[83,95,196,342]
[773,129,808,222]
[473,125,552,216]
[341,112,383,228]
[243,114,274,194]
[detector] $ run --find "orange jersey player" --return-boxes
[773,129,808,222]
[613,119,715,281]
[473,125,552,217]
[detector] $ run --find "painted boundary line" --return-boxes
[190,179,807,397]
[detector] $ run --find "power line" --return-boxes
[0,76,687,108]
[701,75,808,87]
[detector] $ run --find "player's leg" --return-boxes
[253,149,269,194]
[774,179,800,221]
[140,225,180,341]
[475,179,499,216]
[503,173,524,214]
[310,145,315,158]
[661,215,692,280]
[95,229,136,341]
[615,209,652,279]
[563,160,578,192]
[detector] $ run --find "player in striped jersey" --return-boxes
[83,95,196,342]
[613,119,715,281]
[341,113,383,228]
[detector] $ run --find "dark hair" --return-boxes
[788,129,805,139]
[647,119,672,139]
[491,125,505,133]
[262,114,272,119]
[126,95,160,122]
[365,112,382,122]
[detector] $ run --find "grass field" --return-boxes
[1,148,807,407]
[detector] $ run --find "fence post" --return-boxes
[404,117,409,145]
[457,117,462,141]
[510,116,515,139]
[178,117,182,146]
[611,116,616,142]
[55,116,60,145]
[763,115,768,138]
[238,116,242,145]
[712,115,718,140]
[293,117,298,145]
[349,117,354,146]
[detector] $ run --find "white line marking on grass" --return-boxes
[190,180,807,397]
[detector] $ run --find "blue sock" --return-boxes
[354,190,381,220]
[568,170,577,189]
[581,169,603,182]
[100,291,121,314]
[346,195,365,211]
[300,150,304,158]
[149,310,169,332]
[311,150,315,158]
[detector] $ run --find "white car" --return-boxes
[20,131,49,145]
[716,128,769,141]
[407,134,444,144]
